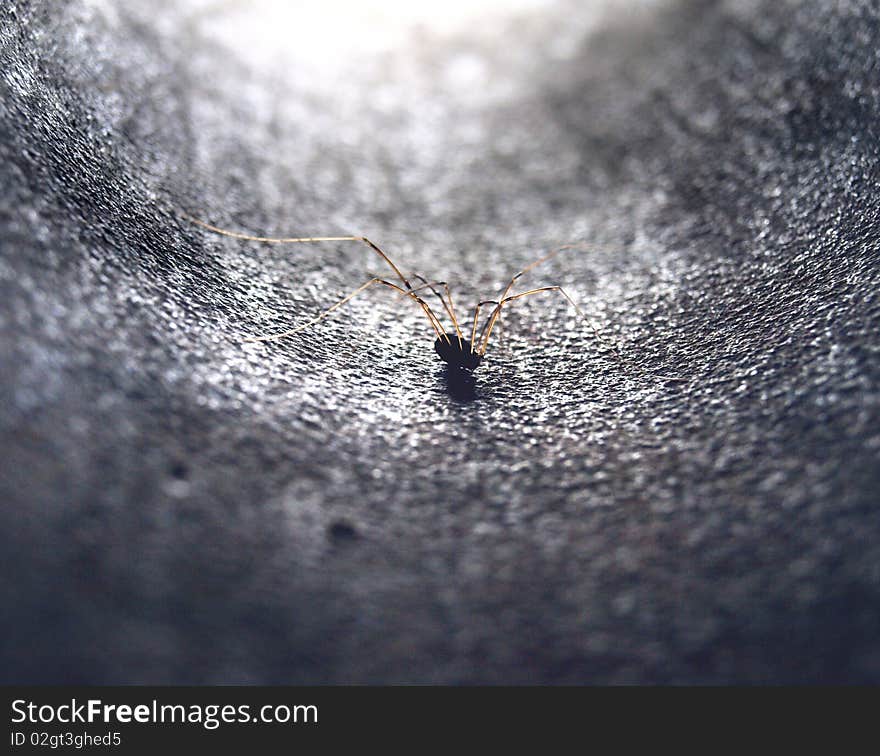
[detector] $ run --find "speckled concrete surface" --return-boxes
[1,0,879,683]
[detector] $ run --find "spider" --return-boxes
[183,213,618,372]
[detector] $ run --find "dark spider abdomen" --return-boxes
[434,336,483,371]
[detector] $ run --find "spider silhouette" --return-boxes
[184,213,621,372]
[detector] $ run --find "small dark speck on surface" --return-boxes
[328,521,359,545]
[169,462,189,480]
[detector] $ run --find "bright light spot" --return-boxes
[193,0,560,71]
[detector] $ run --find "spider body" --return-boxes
[434,336,483,371]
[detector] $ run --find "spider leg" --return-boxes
[479,286,605,357]
[489,243,592,309]
[481,243,685,380]
[475,244,590,354]
[182,211,413,290]
[407,274,464,345]
[182,211,448,342]
[470,300,499,352]
[479,286,685,382]
[245,277,446,342]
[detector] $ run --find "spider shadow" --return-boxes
[440,365,479,403]
[438,353,524,404]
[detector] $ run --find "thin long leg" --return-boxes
[484,239,653,339]
[490,243,587,309]
[477,285,685,382]
[182,211,446,339]
[479,286,609,357]
[475,243,585,355]
[481,243,685,380]
[392,278,454,338]
[437,283,464,343]
[470,300,499,351]
[245,277,447,342]
[408,274,463,344]
[479,245,576,347]
[182,211,412,289]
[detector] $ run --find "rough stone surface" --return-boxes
[1,0,879,683]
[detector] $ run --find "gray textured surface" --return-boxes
[1,0,879,683]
